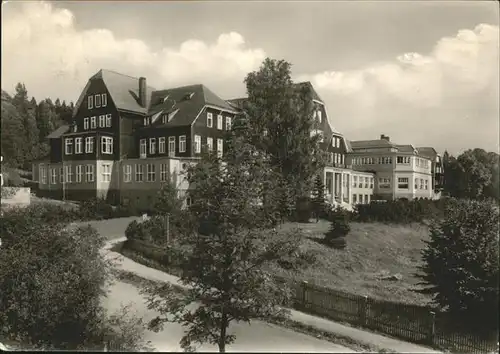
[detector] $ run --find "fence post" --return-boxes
[301,281,308,310]
[427,311,436,346]
[359,295,369,327]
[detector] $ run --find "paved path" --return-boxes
[103,238,354,353]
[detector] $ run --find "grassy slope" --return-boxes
[270,220,432,306]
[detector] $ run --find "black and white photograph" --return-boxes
[1,0,499,352]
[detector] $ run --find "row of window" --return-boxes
[331,136,341,148]
[329,152,345,165]
[376,177,429,190]
[88,94,108,109]
[139,136,223,157]
[415,158,430,168]
[123,163,172,183]
[352,194,371,205]
[206,113,232,130]
[313,110,323,123]
[64,136,113,155]
[352,176,375,189]
[352,155,431,168]
[39,164,97,184]
[83,114,112,130]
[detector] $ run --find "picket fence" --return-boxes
[126,239,499,354]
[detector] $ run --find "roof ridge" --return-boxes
[100,68,143,81]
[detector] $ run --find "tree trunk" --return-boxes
[218,313,228,353]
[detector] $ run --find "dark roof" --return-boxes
[46,124,70,139]
[350,139,394,149]
[394,144,416,153]
[416,147,437,158]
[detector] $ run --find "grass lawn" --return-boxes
[269,220,432,307]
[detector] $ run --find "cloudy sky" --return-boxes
[2,1,499,154]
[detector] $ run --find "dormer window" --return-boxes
[102,93,107,107]
[163,95,170,103]
[95,94,102,108]
[184,92,195,100]
[162,114,168,124]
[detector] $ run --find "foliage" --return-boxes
[242,58,327,208]
[311,175,327,221]
[443,149,499,201]
[151,180,185,217]
[324,207,351,248]
[142,135,303,352]
[294,196,313,223]
[418,199,499,332]
[79,198,115,220]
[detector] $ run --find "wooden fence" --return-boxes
[125,240,499,354]
[282,278,499,354]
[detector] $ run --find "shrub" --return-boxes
[419,199,499,333]
[79,198,115,220]
[324,207,351,249]
[294,196,312,223]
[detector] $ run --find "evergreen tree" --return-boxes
[311,174,326,222]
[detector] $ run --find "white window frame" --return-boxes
[50,168,57,184]
[105,114,112,127]
[84,117,89,130]
[74,137,82,154]
[65,138,73,155]
[102,163,111,182]
[135,164,144,182]
[88,96,93,109]
[59,167,64,183]
[168,136,176,157]
[207,137,213,152]
[95,94,102,108]
[39,165,47,184]
[217,138,223,157]
[160,163,168,182]
[91,116,97,129]
[86,164,94,182]
[147,164,156,182]
[123,165,132,183]
[425,179,429,190]
[225,117,232,130]
[99,115,105,128]
[179,135,186,153]
[76,165,83,183]
[85,137,94,153]
[149,138,156,155]
[159,137,166,154]
[140,138,147,158]
[101,136,113,154]
[398,177,409,189]
[317,110,322,123]
[194,135,201,154]
[207,112,213,128]
[102,93,107,107]
[65,165,72,183]
[217,114,223,130]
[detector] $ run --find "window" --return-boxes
[425,179,429,190]
[74,137,82,154]
[379,178,391,189]
[359,194,363,204]
[39,166,47,184]
[366,195,370,204]
[99,115,105,128]
[65,165,72,183]
[159,137,166,154]
[147,164,156,182]
[65,138,73,155]
[102,93,107,107]
[397,156,411,164]
[420,178,424,190]
[217,115,223,130]
[226,117,232,130]
[95,94,101,108]
[86,164,94,182]
[76,165,82,183]
[150,138,156,155]
[179,135,186,153]
[207,112,213,128]
[135,164,144,182]
[329,152,334,164]
[160,163,168,182]
[317,110,322,123]
[84,117,89,130]
[85,137,94,153]
[207,137,213,152]
[59,167,64,183]
[415,178,419,190]
[358,176,363,188]
[91,116,97,129]
[217,138,223,157]
[140,139,147,157]
[50,168,57,184]
[102,163,111,182]
[88,96,93,109]
[370,178,374,189]
[364,177,369,188]
[398,177,409,189]
[123,165,132,182]
[105,114,112,127]
[194,135,201,154]
[352,194,357,204]
[336,137,340,148]
[352,176,358,188]
[168,136,176,156]
[101,137,113,154]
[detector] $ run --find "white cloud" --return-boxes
[1,1,266,101]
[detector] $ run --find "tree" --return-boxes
[418,199,499,332]
[323,207,350,249]
[243,58,327,209]
[311,175,326,222]
[0,205,151,350]
[152,180,185,217]
[142,135,303,352]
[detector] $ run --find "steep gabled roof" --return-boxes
[46,124,70,139]
[72,69,156,118]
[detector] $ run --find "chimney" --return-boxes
[380,134,390,141]
[139,77,147,107]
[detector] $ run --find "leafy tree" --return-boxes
[418,199,499,332]
[243,58,327,208]
[311,175,326,222]
[0,205,152,350]
[143,135,302,352]
[152,180,185,217]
